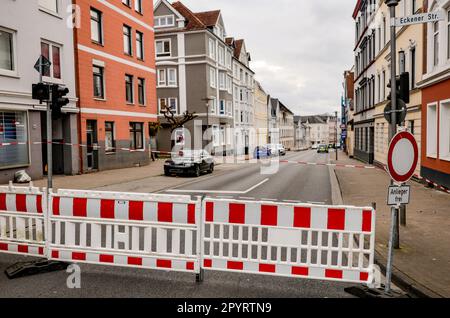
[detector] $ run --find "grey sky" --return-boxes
[155,0,356,116]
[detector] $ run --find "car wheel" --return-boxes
[164,170,171,176]
[208,163,214,174]
[194,165,201,177]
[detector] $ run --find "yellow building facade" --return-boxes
[254,81,269,146]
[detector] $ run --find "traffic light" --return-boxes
[32,83,50,103]
[51,84,70,120]
[387,72,410,104]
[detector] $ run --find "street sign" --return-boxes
[34,55,51,74]
[384,99,407,125]
[393,12,444,27]
[387,185,411,206]
[387,131,419,184]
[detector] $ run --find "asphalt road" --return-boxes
[0,150,360,298]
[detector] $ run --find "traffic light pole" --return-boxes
[47,91,53,190]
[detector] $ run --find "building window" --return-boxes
[0,111,29,168]
[410,47,416,89]
[39,0,58,13]
[210,67,216,88]
[168,98,177,113]
[90,8,103,44]
[448,10,450,60]
[210,98,217,114]
[408,120,415,135]
[138,78,145,105]
[427,103,438,158]
[439,101,450,160]
[154,15,175,28]
[218,46,225,65]
[125,74,134,103]
[156,39,171,57]
[129,122,144,150]
[411,0,416,14]
[209,38,216,60]
[0,28,14,72]
[135,0,143,14]
[159,98,177,114]
[123,25,132,56]
[433,21,439,66]
[227,101,232,116]
[105,122,115,153]
[167,68,177,86]
[219,100,226,115]
[41,41,61,79]
[219,72,226,90]
[93,65,105,99]
[136,31,144,60]
[122,0,131,7]
[157,69,166,86]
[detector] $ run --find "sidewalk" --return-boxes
[332,151,450,297]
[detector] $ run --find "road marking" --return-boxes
[165,178,270,195]
[307,201,325,205]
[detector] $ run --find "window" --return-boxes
[209,38,216,60]
[123,25,132,55]
[227,76,232,94]
[125,74,134,103]
[157,69,166,86]
[408,120,415,135]
[410,47,416,89]
[226,51,232,69]
[135,0,143,14]
[210,67,216,88]
[0,111,29,168]
[218,46,225,65]
[411,0,416,14]
[168,68,177,86]
[39,0,58,13]
[427,103,438,157]
[105,122,115,153]
[156,39,171,57]
[122,0,131,7]
[154,15,175,28]
[219,72,226,90]
[158,98,167,113]
[136,31,144,60]
[93,65,104,99]
[439,101,450,160]
[0,28,14,72]
[168,98,177,113]
[138,78,145,105]
[433,21,439,66]
[448,10,450,60]
[90,8,103,44]
[227,101,232,116]
[130,122,144,150]
[41,41,61,79]
[219,100,226,115]
[210,98,217,114]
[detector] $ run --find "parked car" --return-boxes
[311,144,319,150]
[317,144,329,153]
[164,150,214,177]
[254,146,272,159]
[267,143,286,156]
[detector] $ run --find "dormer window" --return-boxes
[155,15,175,28]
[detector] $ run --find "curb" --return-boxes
[331,162,443,298]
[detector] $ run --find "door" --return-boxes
[86,120,98,170]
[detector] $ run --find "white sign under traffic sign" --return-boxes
[387,185,411,206]
[393,12,444,27]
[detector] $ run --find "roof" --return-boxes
[352,0,362,19]
[299,115,329,125]
[233,39,244,59]
[171,1,208,31]
[195,10,221,27]
[279,102,294,115]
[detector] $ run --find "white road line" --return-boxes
[166,178,270,194]
[243,178,269,193]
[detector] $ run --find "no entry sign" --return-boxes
[387,131,419,184]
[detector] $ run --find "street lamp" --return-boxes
[201,97,214,153]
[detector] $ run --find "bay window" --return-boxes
[0,28,14,73]
[0,111,29,169]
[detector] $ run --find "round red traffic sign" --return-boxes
[387,131,419,184]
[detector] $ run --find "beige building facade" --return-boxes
[254,81,269,146]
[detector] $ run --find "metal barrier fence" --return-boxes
[0,185,376,286]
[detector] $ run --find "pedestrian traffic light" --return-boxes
[51,84,70,120]
[387,72,410,104]
[32,83,50,103]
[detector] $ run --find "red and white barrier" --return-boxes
[48,189,202,273]
[0,183,46,257]
[201,199,376,285]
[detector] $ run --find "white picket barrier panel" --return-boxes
[201,198,376,285]
[0,183,46,257]
[47,189,202,273]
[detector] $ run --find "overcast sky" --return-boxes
[155,0,356,116]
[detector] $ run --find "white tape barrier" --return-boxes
[202,199,376,284]
[48,190,201,273]
[0,184,46,257]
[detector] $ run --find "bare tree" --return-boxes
[161,105,198,132]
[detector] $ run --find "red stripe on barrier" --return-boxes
[204,259,212,268]
[99,254,114,263]
[362,210,372,232]
[360,272,369,282]
[229,203,245,224]
[158,203,173,223]
[36,195,43,213]
[16,194,27,212]
[227,261,244,270]
[0,243,8,251]
[52,197,60,215]
[186,262,195,271]
[156,259,172,269]
[292,266,309,276]
[206,202,214,222]
[261,205,278,226]
[0,193,6,211]
[327,209,346,230]
[325,269,343,279]
[128,257,143,266]
[73,198,87,217]
[129,201,144,221]
[72,252,86,261]
[294,207,311,228]
[38,247,44,255]
[51,250,59,258]
[259,264,276,273]
[18,245,28,253]
[187,204,196,224]
[100,199,115,219]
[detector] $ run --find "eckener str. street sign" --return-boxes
[393,12,444,27]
